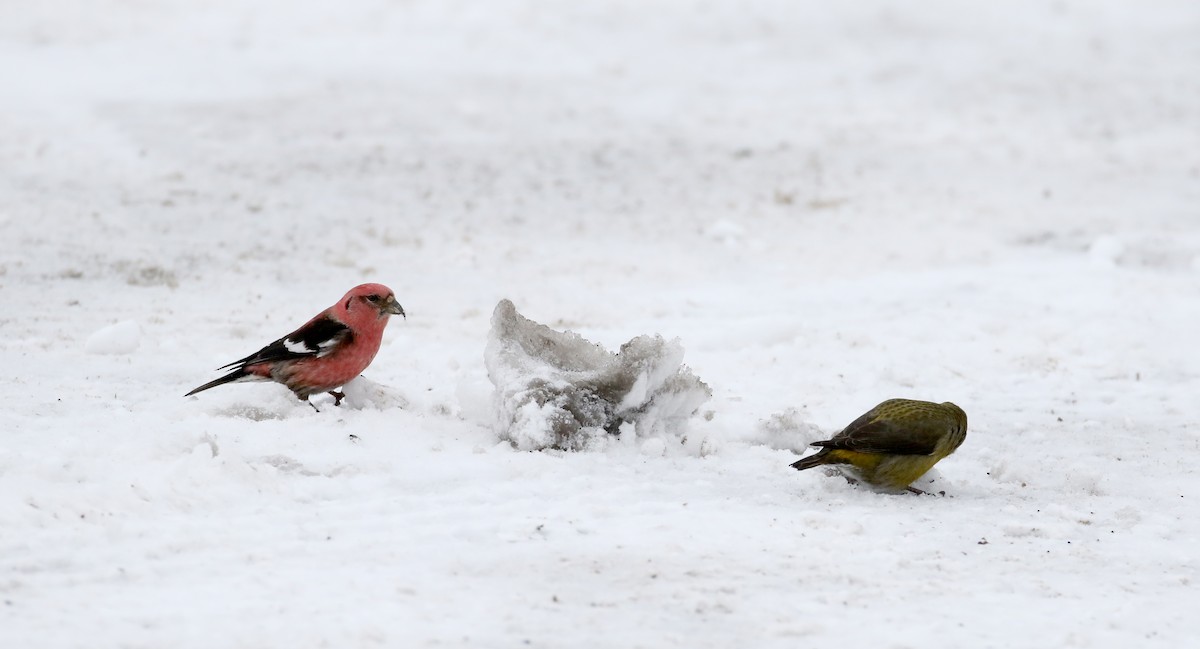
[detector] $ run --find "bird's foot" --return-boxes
[299,395,321,412]
[328,390,345,406]
[906,486,947,496]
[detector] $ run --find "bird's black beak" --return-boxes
[383,295,405,319]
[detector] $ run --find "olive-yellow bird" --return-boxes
[790,399,967,494]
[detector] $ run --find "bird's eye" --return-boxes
[366,295,380,303]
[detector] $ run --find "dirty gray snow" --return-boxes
[485,299,711,451]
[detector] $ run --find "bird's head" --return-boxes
[941,402,968,430]
[341,283,405,320]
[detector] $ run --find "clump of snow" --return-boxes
[340,376,410,410]
[639,436,667,457]
[84,320,141,354]
[749,407,827,452]
[485,299,711,451]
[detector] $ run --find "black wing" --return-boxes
[217,316,352,370]
[812,410,940,456]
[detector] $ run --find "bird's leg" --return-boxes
[299,394,321,412]
[833,471,860,487]
[906,485,949,496]
[328,390,345,406]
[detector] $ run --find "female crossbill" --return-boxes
[791,399,967,494]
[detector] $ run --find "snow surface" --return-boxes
[2,0,1199,647]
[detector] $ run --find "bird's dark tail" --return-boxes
[185,368,250,397]
[790,450,829,471]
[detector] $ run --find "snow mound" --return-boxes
[85,320,141,354]
[485,299,711,451]
[340,376,411,410]
[749,407,827,452]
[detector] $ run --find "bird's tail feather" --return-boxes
[185,368,251,397]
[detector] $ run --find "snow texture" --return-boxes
[486,299,711,451]
[3,1,1200,647]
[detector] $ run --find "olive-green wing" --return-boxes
[813,411,940,455]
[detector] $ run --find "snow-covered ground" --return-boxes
[3,1,1199,646]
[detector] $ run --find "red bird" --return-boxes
[186,283,405,406]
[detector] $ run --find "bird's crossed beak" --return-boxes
[383,295,405,319]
